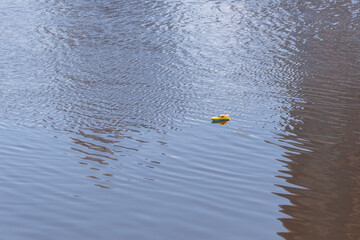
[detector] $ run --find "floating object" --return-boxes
[211,114,230,122]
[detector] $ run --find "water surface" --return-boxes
[0,0,359,239]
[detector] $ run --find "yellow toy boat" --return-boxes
[211,114,230,122]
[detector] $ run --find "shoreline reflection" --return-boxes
[272,1,360,239]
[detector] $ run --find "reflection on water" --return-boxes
[0,0,359,239]
[211,121,229,125]
[272,1,360,239]
[1,0,292,188]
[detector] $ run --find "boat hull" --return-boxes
[211,118,230,122]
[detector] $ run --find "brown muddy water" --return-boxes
[0,0,359,239]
